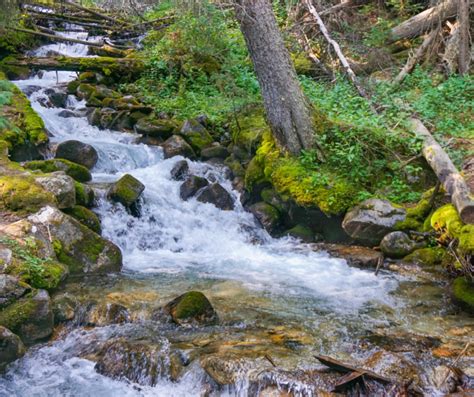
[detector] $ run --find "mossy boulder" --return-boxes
[402,247,447,266]
[0,289,53,344]
[162,135,196,159]
[134,118,176,139]
[6,259,68,291]
[24,159,92,182]
[431,204,474,255]
[29,206,122,274]
[248,202,281,234]
[285,224,315,243]
[63,205,101,234]
[107,174,145,210]
[380,231,425,259]
[395,189,435,232]
[179,119,214,153]
[34,172,76,209]
[201,144,229,160]
[0,175,56,213]
[74,181,95,208]
[55,140,98,170]
[244,156,267,191]
[163,291,218,326]
[452,277,474,313]
[0,326,25,372]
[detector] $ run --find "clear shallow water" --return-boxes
[2,30,472,397]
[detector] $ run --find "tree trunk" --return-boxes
[410,118,474,224]
[234,0,323,157]
[388,0,473,42]
[458,0,470,74]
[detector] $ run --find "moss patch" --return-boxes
[0,291,37,333]
[74,181,95,207]
[24,159,92,182]
[403,247,447,266]
[395,189,435,231]
[452,277,474,313]
[63,205,101,234]
[7,260,67,291]
[172,291,214,320]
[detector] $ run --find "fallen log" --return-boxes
[409,118,474,224]
[315,355,394,383]
[7,27,105,48]
[63,1,125,25]
[27,9,114,26]
[388,0,474,42]
[4,56,144,76]
[394,28,440,85]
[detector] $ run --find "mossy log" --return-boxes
[388,0,474,42]
[410,118,474,224]
[4,56,144,77]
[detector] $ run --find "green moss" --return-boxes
[63,206,101,234]
[7,260,67,290]
[291,53,313,75]
[0,175,56,213]
[452,277,474,312]
[244,156,267,191]
[395,189,435,231]
[24,159,91,182]
[232,109,268,155]
[0,291,37,333]
[285,224,314,242]
[74,181,94,207]
[173,291,213,320]
[108,174,144,208]
[431,204,474,254]
[67,80,80,95]
[403,247,447,266]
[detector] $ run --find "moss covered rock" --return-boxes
[179,119,214,153]
[162,135,196,159]
[34,172,76,209]
[402,247,447,266]
[0,175,56,213]
[248,202,281,234]
[164,291,218,326]
[63,205,101,234]
[74,181,95,208]
[0,326,25,372]
[452,277,474,313]
[28,206,122,274]
[0,275,30,309]
[134,117,176,139]
[107,174,145,210]
[285,224,315,243]
[24,159,92,182]
[7,260,68,291]
[0,289,53,344]
[380,231,424,259]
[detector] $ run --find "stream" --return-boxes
[0,26,472,397]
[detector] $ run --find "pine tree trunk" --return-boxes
[234,0,323,156]
[458,0,470,74]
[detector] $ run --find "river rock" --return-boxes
[24,159,92,183]
[63,205,101,234]
[179,119,214,153]
[162,135,196,159]
[170,160,189,181]
[34,172,76,209]
[201,144,229,160]
[180,176,208,200]
[342,199,406,246]
[380,231,424,258]
[86,302,130,326]
[312,243,383,268]
[249,202,280,233]
[0,326,25,372]
[285,224,318,243]
[57,109,77,118]
[163,291,218,326]
[0,289,53,344]
[28,206,122,274]
[134,118,176,139]
[44,88,68,108]
[196,183,235,211]
[107,174,145,210]
[0,275,30,309]
[52,293,78,324]
[55,140,99,170]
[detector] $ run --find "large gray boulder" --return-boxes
[196,183,235,211]
[162,135,196,159]
[55,140,98,170]
[342,199,406,246]
[0,326,25,372]
[35,172,76,209]
[0,289,53,344]
[28,206,122,274]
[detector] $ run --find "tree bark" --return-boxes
[409,118,474,224]
[234,0,324,157]
[388,0,473,42]
[457,0,470,74]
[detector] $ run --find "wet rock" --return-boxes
[55,140,98,170]
[52,293,78,324]
[201,144,229,160]
[95,338,176,385]
[0,289,53,344]
[87,108,101,126]
[162,135,196,159]
[427,366,463,394]
[179,119,214,153]
[86,302,130,326]
[9,142,44,162]
[363,329,441,353]
[57,109,77,118]
[24,159,92,183]
[196,183,235,211]
[0,275,30,309]
[249,202,280,233]
[28,206,122,274]
[63,205,101,234]
[44,88,68,108]
[78,72,97,83]
[284,224,317,243]
[180,176,209,200]
[312,243,383,268]
[380,231,425,258]
[452,277,474,313]
[134,118,176,139]
[163,291,218,326]
[170,160,189,181]
[0,326,25,372]
[34,172,76,209]
[107,174,145,210]
[342,199,406,246]
[21,85,42,96]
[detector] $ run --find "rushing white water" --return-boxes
[1,30,407,397]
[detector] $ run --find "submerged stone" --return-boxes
[163,291,217,326]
